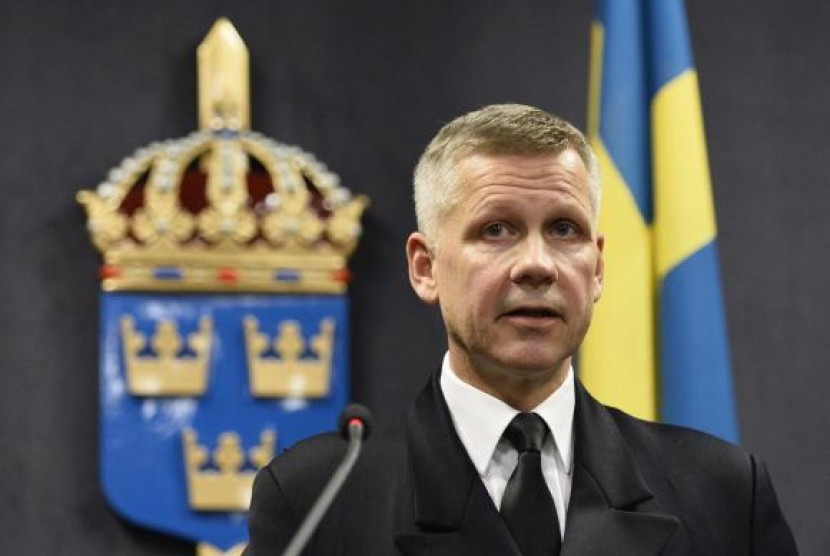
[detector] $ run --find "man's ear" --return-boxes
[406,232,438,305]
[593,233,605,302]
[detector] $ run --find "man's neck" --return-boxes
[448,351,571,412]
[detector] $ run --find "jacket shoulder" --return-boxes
[245,433,345,556]
[607,406,748,462]
[262,416,406,516]
[265,432,346,510]
[267,432,347,499]
[246,419,408,556]
[606,406,755,496]
[604,407,799,555]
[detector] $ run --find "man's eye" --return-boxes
[552,221,579,237]
[482,222,510,238]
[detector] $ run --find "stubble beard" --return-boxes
[444,320,573,406]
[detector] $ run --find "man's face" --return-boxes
[407,149,604,388]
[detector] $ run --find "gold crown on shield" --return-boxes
[77,18,368,294]
[120,315,213,397]
[243,315,335,398]
[182,428,276,512]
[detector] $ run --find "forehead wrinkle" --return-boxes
[461,150,584,177]
[460,154,590,200]
[463,181,593,219]
[463,159,563,184]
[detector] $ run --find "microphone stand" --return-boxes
[281,418,366,556]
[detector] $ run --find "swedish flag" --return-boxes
[580,0,739,442]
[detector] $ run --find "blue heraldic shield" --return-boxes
[100,293,349,549]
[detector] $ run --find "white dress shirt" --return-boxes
[439,354,575,538]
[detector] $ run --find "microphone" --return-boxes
[282,403,372,556]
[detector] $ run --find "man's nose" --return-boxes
[509,235,557,286]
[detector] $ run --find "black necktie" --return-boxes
[500,412,561,556]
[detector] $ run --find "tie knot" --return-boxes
[504,412,549,453]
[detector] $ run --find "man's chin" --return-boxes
[487,351,571,380]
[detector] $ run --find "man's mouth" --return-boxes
[501,307,562,320]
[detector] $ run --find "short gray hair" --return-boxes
[413,104,600,240]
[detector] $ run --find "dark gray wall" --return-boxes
[0,1,827,554]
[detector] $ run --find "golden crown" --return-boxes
[77,19,367,294]
[244,315,334,398]
[182,428,275,512]
[120,315,213,396]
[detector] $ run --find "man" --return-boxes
[245,104,798,555]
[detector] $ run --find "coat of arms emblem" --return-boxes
[77,19,368,554]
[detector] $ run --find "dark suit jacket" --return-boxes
[245,373,798,555]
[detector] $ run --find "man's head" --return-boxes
[413,103,600,246]
[406,104,604,409]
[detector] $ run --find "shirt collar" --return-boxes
[439,352,575,476]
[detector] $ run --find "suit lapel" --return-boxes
[393,374,680,556]
[562,383,679,556]
[393,372,521,556]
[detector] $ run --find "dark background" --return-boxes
[1,1,828,554]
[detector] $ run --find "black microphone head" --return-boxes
[338,403,372,441]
